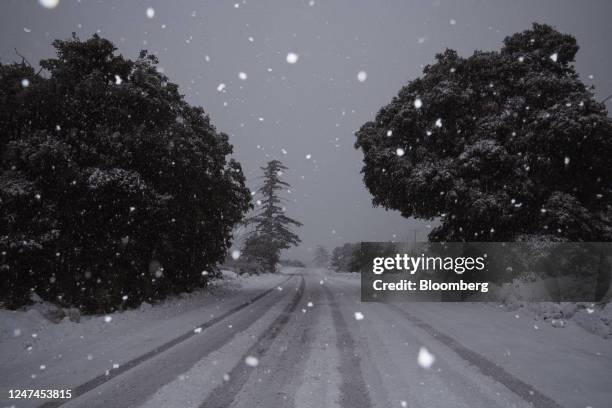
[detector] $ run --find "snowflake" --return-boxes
[238,72,248,80]
[217,83,226,92]
[357,71,368,82]
[245,356,259,367]
[435,118,443,128]
[146,7,155,19]
[305,154,312,160]
[21,79,30,88]
[38,0,59,9]
[550,53,558,62]
[354,312,364,321]
[114,75,122,85]
[231,250,241,260]
[286,52,299,64]
[417,346,435,368]
[396,148,405,157]
[414,98,422,109]
[104,316,112,323]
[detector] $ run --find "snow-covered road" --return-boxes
[2,268,611,408]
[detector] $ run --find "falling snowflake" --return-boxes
[21,79,30,88]
[417,346,435,368]
[354,312,364,321]
[307,302,314,307]
[217,83,226,92]
[396,148,405,157]
[104,316,112,323]
[401,401,407,408]
[223,373,230,381]
[238,72,248,80]
[194,327,202,333]
[114,75,122,85]
[564,157,570,165]
[286,52,299,64]
[449,19,456,25]
[245,356,259,367]
[435,118,443,128]
[38,0,60,9]
[146,7,155,19]
[550,53,558,62]
[518,56,525,63]
[40,365,46,370]
[414,98,422,109]
[13,329,21,337]
[305,154,312,160]
[231,250,241,260]
[23,27,32,33]
[386,130,393,137]
[357,71,368,82]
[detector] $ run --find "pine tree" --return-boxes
[242,160,302,273]
[312,245,330,267]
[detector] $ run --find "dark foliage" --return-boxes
[311,245,330,267]
[355,23,612,242]
[0,34,251,311]
[241,160,301,273]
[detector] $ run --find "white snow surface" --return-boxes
[0,270,286,406]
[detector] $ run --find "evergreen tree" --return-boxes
[0,34,251,310]
[330,243,359,272]
[355,23,612,242]
[242,160,301,273]
[312,245,330,267]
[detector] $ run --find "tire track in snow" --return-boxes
[199,275,306,408]
[323,285,374,408]
[387,304,562,408]
[39,274,295,408]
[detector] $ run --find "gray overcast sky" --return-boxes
[2,0,611,261]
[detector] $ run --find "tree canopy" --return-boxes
[0,34,251,311]
[355,23,612,242]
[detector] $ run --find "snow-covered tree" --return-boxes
[312,245,330,267]
[0,34,251,310]
[355,23,612,242]
[241,160,301,273]
[330,243,359,272]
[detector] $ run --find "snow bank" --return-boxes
[486,277,612,339]
[0,269,287,391]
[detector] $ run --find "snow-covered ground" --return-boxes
[0,270,287,408]
[1,267,610,408]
